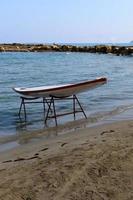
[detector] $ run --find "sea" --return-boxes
[0,43,133,148]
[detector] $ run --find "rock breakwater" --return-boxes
[0,43,133,56]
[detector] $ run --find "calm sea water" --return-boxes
[0,51,133,137]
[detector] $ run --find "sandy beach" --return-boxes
[0,120,133,200]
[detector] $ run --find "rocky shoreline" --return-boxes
[0,43,133,56]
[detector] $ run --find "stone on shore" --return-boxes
[0,43,133,56]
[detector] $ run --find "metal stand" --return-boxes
[18,95,87,125]
[45,94,87,126]
[18,96,51,121]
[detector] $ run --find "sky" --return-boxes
[0,0,133,43]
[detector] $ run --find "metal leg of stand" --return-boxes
[43,97,46,115]
[18,96,55,122]
[73,95,76,120]
[45,97,53,124]
[45,95,87,126]
[18,97,27,121]
[18,98,23,118]
[52,97,57,126]
[74,95,87,119]
[43,97,53,116]
[45,98,52,112]
[23,98,27,121]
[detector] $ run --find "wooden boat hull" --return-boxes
[13,77,107,98]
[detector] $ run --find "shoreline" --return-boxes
[0,116,101,152]
[0,119,133,199]
[0,112,130,153]
[0,118,132,158]
[0,105,133,153]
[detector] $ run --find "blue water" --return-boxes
[0,51,133,137]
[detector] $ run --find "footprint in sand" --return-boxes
[26,156,39,160]
[14,158,26,162]
[100,130,115,135]
[34,153,39,156]
[61,142,67,147]
[3,155,40,164]
[3,160,13,163]
[39,147,49,152]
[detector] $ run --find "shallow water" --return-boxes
[0,52,133,137]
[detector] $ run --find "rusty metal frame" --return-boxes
[18,95,87,125]
[18,96,51,121]
[45,94,87,126]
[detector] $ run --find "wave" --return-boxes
[87,104,133,123]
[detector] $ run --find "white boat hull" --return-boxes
[13,77,107,98]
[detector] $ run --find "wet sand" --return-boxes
[0,120,133,200]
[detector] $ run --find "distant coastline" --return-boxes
[0,43,133,56]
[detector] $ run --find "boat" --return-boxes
[13,77,107,98]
